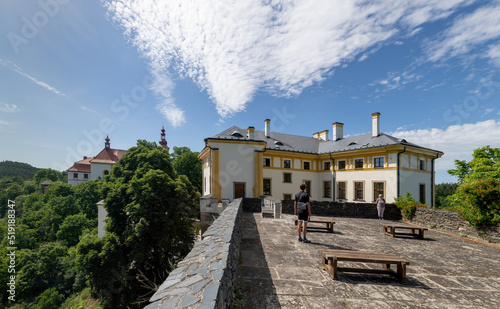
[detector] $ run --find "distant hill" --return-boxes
[0,160,40,180]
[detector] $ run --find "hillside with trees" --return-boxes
[0,142,200,308]
[0,161,41,181]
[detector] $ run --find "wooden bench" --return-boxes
[321,249,410,284]
[295,218,335,233]
[383,225,428,239]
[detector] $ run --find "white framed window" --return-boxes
[323,181,332,198]
[263,158,271,167]
[338,160,346,170]
[303,161,311,170]
[337,181,346,199]
[420,159,426,171]
[354,181,364,200]
[283,172,292,183]
[283,159,291,168]
[263,178,271,195]
[324,161,331,170]
[374,157,384,168]
[354,158,364,169]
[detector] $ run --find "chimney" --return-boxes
[248,126,255,139]
[265,119,270,137]
[332,122,343,141]
[83,156,87,159]
[372,112,380,137]
[314,130,329,141]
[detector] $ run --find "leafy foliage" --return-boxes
[0,143,201,308]
[78,140,199,308]
[435,182,459,208]
[0,160,40,180]
[448,145,500,183]
[446,146,500,227]
[171,147,202,192]
[395,192,427,220]
[34,168,65,185]
[0,170,102,307]
[446,178,500,227]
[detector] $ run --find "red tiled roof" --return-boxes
[67,157,92,172]
[90,148,128,164]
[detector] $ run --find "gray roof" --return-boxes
[210,126,442,154]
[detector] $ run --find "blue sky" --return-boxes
[1,0,500,184]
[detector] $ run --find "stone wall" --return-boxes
[410,207,500,243]
[242,197,262,212]
[244,198,402,220]
[281,200,403,220]
[147,198,243,309]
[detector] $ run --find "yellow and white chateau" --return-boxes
[199,113,443,205]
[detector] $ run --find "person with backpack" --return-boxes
[295,184,311,243]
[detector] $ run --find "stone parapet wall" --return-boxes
[147,198,243,309]
[281,200,403,220]
[242,198,261,212]
[410,207,500,244]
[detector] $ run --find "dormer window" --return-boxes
[348,141,358,146]
[231,131,243,137]
[274,141,283,146]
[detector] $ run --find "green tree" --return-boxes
[169,146,190,161]
[16,243,68,302]
[447,146,500,227]
[74,179,102,220]
[448,145,500,183]
[29,287,63,309]
[57,214,90,246]
[78,140,198,308]
[34,168,63,185]
[447,178,500,227]
[435,183,459,208]
[42,181,74,202]
[0,160,39,180]
[395,192,427,219]
[172,149,202,192]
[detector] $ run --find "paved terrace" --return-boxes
[239,213,500,308]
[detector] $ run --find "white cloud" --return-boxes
[426,0,500,64]
[103,0,475,125]
[0,57,64,96]
[391,120,500,174]
[484,108,494,115]
[0,103,21,113]
[14,69,65,96]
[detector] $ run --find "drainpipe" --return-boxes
[396,146,407,198]
[329,152,335,202]
[430,153,439,207]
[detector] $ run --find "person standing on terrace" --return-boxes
[295,184,311,243]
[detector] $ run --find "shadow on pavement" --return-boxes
[237,213,280,308]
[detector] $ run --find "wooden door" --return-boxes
[234,182,246,199]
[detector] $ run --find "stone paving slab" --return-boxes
[238,213,500,308]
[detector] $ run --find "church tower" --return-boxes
[104,135,110,149]
[159,126,170,153]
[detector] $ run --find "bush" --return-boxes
[446,178,500,227]
[395,192,427,220]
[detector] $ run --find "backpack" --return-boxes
[297,192,308,213]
